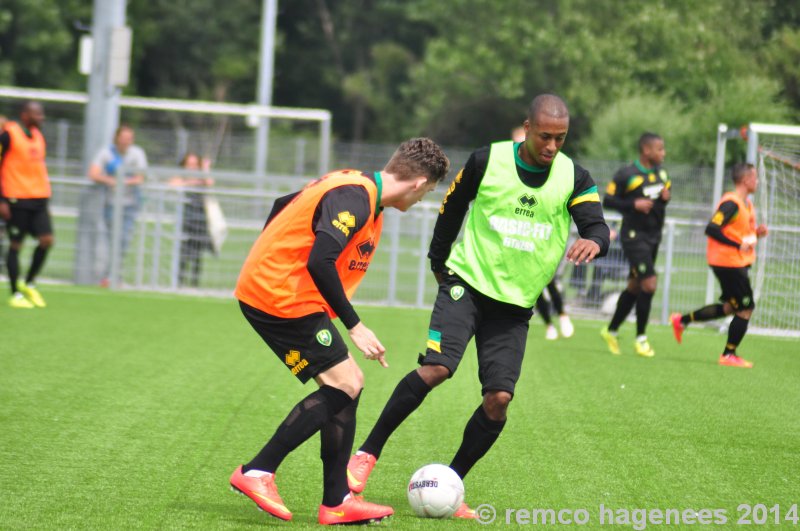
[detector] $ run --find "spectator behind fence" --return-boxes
[88,125,148,286]
[168,152,214,288]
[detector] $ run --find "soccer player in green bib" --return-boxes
[347,94,610,517]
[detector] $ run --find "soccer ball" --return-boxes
[406,464,464,518]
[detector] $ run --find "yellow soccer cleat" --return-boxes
[8,292,35,309]
[600,327,621,355]
[634,338,655,358]
[18,282,46,308]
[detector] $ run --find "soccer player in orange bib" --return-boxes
[670,163,768,368]
[230,138,449,524]
[0,101,53,309]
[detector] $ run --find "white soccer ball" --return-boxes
[406,464,464,518]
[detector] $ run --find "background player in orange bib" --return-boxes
[670,163,767,368]
[0,101,53,309]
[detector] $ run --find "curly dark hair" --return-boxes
[384,137,450,183]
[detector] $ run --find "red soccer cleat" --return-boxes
[318,493,393,525]
[229,465,292,521]
[718,354,753,368]
[454,502,477,519]
[346,452,377,494]
[670,313,684,344]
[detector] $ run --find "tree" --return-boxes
[0,0,90,90]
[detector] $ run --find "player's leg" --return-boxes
[315,357,393,524]
[350,272,478,491]
[718,268,755,368]
[633,273,657,357]
[448,298,530,519]
[536,292,557,340]
[231,304,354,520]
[18,202,53,307]
[601,271,640,354]
[6,205,34,308]
[548,281,574,338]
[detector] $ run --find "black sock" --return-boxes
[535,295,552,325]
[609,289,637,331]
[7,247,19,294]
[548,284,564,315]
[635,290,654,336]
[320,392,360,507]
[360,370,431,458]
[449,405,506,479]
[683,304,725,325]
[26,245,50,284]
[724,316,749,355]
[244,385,352,474]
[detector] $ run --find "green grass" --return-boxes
[1,288,798,529]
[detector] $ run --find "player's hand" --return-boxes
[634,198,654,213]
[566,238,601,265]
[739,241,754,253]
[433,270,444,285]
[0,201,9,221]
[348,322,388,368]
[660,187,671,201]
[756,224,768,238]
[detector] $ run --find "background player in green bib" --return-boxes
[346,94,610,516]
[600,133,669,357]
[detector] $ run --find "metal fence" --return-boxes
[1,91,797,335]
[20,155,782,332]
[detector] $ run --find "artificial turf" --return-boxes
[1,287,798,529]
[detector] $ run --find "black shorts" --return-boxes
[712,266,755,311]
[7,199,53,242]
[622,238,660,279]
[239,301,349,384]
[420,272,533,396]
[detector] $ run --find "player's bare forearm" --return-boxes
[348,322,388,368]
[566,239,601,265]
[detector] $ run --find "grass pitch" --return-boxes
[1,288,798,529]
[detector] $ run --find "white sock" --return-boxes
[243,469,272,478]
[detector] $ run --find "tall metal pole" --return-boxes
[75,0,128,284]
[254,0,278,178]
[82,0,126,172]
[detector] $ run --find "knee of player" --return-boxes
[417,364,449,388]
[39,235,54,248]
[640,277,657,293]
[736,308,753,320]
[483,391,513,417]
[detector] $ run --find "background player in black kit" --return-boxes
[600,133,669,357]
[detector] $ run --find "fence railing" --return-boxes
[14,171,795,337]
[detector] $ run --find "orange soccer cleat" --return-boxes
[718,354,753,368]
[453,502,477,519]
[670,313,684,344]
[318,493,393,525]
[346,452,377,493]
[229,465,292,521]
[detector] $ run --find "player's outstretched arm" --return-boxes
[348,322,388,368]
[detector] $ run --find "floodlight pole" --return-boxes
[254,0,278,178]
[75,0,128,285]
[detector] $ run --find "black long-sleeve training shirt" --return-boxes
[705,200,743,248]
[603,160,670,241]
[265,172,379,329]
[428,145,610,273]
